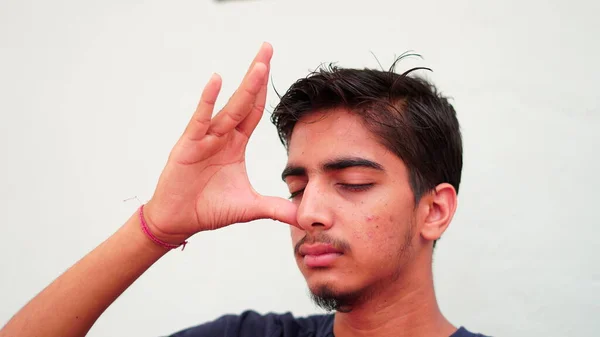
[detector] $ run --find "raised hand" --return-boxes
[0,43,303,337]
[144,43,298,243]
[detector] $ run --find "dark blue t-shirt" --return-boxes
[168,311,489,337]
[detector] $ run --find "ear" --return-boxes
[419,183,458,242]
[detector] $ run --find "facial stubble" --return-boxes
[308,218,415,313]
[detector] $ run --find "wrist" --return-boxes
[139,203,191,249]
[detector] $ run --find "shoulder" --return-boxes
[167,310,334,337]
[452,326,492,337]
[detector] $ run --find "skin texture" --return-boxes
[286,109,417,304]
[285,109,459,336]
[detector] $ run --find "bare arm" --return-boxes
[0,212,172,337]
[0,42,297,337]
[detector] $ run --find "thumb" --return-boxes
[252,195,299,228]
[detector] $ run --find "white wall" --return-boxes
[1,0,598,336]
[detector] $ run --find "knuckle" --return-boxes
[243,85,260,96]
[227,109,245,122]
[253,103,265,112]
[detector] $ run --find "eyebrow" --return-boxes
[281,156,384,181]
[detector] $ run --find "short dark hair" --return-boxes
[271,58,463,205]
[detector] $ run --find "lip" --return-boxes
[299,244,343,268]
[299,243,343,256]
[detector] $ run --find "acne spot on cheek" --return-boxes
[366,215,380,222]
[364,215,380,237]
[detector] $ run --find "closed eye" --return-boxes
[289,183,373,199]
[289,189,304,200]
[339,183,374,192]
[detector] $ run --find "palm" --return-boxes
[185,131,260,231]
[145,43,297,239]
[195,159,257,230]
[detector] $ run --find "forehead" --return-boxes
[287,108,393,166]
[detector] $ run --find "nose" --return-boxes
[296,182,334,232]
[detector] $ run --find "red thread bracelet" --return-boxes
[139,204,188,251]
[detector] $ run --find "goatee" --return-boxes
[309,286,362,313]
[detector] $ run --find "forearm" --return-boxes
[0,210,176,337]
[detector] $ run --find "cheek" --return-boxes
[347,214,386,250]
[363,215,380,239]
[355,206,408,255]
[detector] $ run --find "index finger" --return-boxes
[207,62,268,137]
[242,42,273,84]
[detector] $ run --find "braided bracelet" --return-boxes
[139,204,188,251]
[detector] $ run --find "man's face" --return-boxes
[283,108,420,310]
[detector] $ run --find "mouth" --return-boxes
[298,243,343,268]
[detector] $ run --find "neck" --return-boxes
[333,252,455,337]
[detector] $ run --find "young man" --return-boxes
[0,43,489,337]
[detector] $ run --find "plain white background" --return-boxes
[1,0,598,336]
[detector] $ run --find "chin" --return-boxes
[302,267,346,291]
[307,282,363,313]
